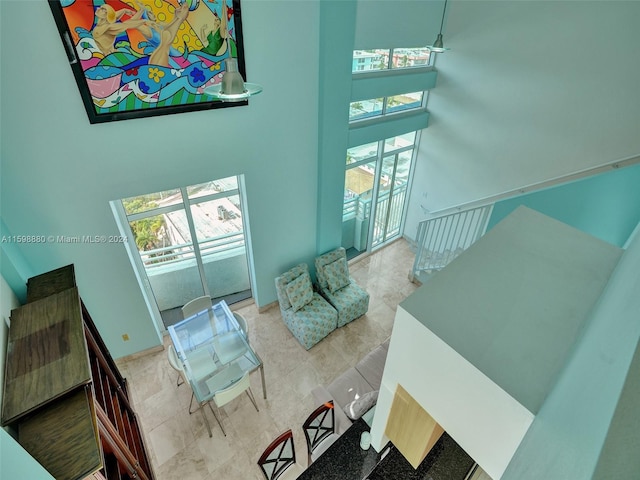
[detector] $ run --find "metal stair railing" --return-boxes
[412,204,493,281]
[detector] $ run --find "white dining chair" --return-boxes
[169,343,224,437]
[181,295,212,319]
[167,344,185,386]
[209,371,259,436]
[233,311,249,343]
[167,344,197,413]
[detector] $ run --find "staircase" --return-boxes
[409,155,640,284]
[411,205,493,283]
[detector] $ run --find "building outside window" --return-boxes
[349,91,426,122]
[352,47,432,73]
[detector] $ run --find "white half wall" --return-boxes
[370,306,534,480]
[502,223,640,479]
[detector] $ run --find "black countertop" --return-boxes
[297,418,383,480]
[296,418,475,480]
[367,433,475,480]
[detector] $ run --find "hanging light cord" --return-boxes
[439,0,448,35]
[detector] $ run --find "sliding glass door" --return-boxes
[186,178,250,305]
[343,132,418,258]
[118,176,252,328]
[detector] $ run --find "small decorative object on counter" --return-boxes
[360,431,372,450]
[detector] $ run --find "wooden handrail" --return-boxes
[96,404,152,480]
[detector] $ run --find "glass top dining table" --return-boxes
[168,300,266,435]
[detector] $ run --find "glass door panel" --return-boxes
[385,150,412,240]
[129,209,205,315]
[190,194,251,303]
[372,149,412,247]
[372,155,395,247]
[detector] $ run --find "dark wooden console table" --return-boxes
[1,265,154,480]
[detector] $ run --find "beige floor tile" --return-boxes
[154,444,210,480]
[206,451,264,480]
[121,239,416,479]
[148,415,197,467]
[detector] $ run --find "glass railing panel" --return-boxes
[190,195,250,299]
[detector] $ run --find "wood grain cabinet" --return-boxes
[1,265,154,480]
[385,384,444,469]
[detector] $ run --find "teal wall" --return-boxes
[487,163,640,247]
[0,0,442,359]
[405,0,640,239]
[316,0,357,257]
[0,1,324,358]
[1,275,52,479]
[354,0,445,50]
[0,428,54,480]
[315,0,441,257]
[0,218,35,304]
[593,322,640,479]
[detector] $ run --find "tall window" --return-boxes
[342,132,418,259]
[349,91,426,122]
[345,46,431,258]
[352,47,433,73]
[118,176,252,328]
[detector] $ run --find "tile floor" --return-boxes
[116,238,419,480]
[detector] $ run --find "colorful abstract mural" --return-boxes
[49,0,247,123]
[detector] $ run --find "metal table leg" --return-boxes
[259,364,267,399]
[197,403,213,437]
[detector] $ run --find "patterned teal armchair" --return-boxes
[315,247,369,327]
[275,263,338,350]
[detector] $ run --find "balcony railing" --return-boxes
[373,184,407,246]
[139,231,245,269]
[343,196,358,219]
[343,183,407,250]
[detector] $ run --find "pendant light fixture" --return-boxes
[428,0,450,53]
[203,57,263,102]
